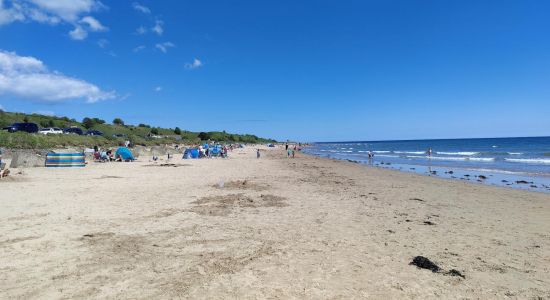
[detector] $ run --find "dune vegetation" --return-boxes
[0,110,275,149]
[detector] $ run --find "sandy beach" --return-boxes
[1,146,550,299]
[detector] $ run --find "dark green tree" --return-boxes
[82,117,94,129]
[113,118,124,126]
[174,127,181,135]
[198,132,210,140]
[150,128,159,135]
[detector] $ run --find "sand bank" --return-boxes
[1,146,549,298]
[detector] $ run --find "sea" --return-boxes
[302,136,550,193]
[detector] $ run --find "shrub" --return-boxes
[113,118,124,126]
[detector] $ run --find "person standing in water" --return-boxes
[427,147,433,157]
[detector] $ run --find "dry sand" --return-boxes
[1,146,550,299]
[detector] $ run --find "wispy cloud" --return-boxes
[132,2,150,14]
[133,45,146,52]
[69,25,87,40]
[0,104,4,111]
[151,20,163,35]
[0,50,115,103]
[135,25,147,34]
[155,42,174,53]
[97,38,109,48]
[79,16,107,32]
[154,86,162,92]
[0,0,107,40]
[185,58,203,70]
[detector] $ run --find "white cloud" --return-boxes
[69,25,87,40]
[0,104,4,111]
[132,2,150,14]
[155,42,174,53]
[133,45,145,52]
[135,25,146,34]
[185,58,203,70]
[151,20,163,35]
[80,15,106,31]
[154,86,162,92]
[0,50,115,103]
[0,0,106,40]
[27,0,103,22]
[97,38,108,48]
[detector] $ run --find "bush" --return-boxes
[82,117,94,129]
[113,118,125,126]
[174,127,181,135]
[198,132,210,140]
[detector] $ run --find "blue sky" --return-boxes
[1,0,549,141]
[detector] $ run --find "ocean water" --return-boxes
[302,137,550,193]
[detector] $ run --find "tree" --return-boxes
[113,118,124,126]
[23,116,29,122]
[48,119,55,127]
[150,128,159,135]
[198,132,210,141]
[82,117,94,129]
[93,118,105,124]
[174,127,181,135]
[138,123,150,128]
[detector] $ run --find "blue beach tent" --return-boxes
[183,148,199,159]
[115,147,135,161]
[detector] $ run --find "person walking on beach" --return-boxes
[292,147,296,158]
[285,143,289,151]
[257,149,261,159]
[287,148,291,158]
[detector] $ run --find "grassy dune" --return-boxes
[0,111,275,149]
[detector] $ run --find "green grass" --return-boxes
[0,110,276,149]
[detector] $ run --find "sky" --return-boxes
[0,0,549,142]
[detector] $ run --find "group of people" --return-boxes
[285,143,300,158]
[196,143,233,158]
[92,147,118,162]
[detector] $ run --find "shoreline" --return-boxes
[1,146,550,298]
[302,151,550,194]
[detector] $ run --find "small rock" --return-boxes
[410,256,440,272]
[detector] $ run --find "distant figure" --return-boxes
[368,151,374,159]
[292,148,295,158]
[285,143,289,150]
[427,147,433,156]
[257,149,261,159]
[287,148,291,158]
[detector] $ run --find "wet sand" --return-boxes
[1,146,550,298]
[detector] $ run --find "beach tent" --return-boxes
[45,153,86,167]
[183,148,199,159]
[115,147,135,161]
